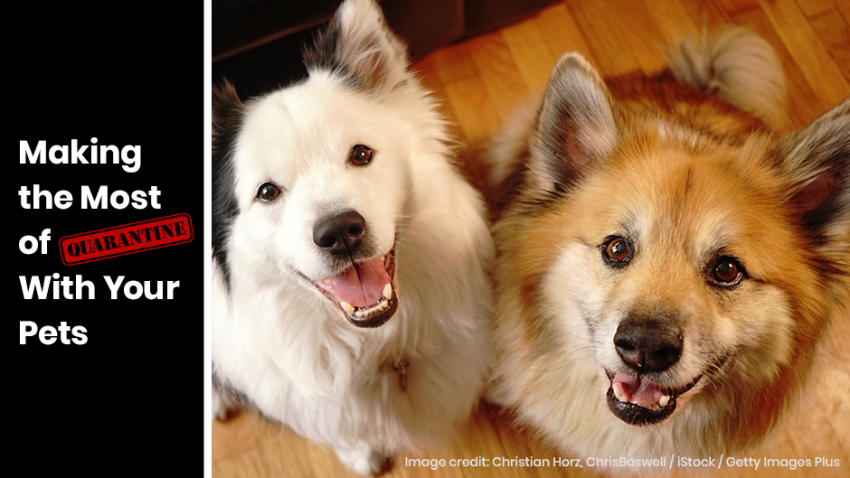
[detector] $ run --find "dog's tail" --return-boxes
[667,27,788,129]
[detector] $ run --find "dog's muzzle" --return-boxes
[311,210,399,328]
[605,314,689,425]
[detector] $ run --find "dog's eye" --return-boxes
[606,238,630,262]
[349,144,373,166]
[711,256,745,286]
[602,237,632,265]
[257,182,281,202]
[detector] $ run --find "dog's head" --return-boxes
[503,53,849,428]
[212,0,422,328]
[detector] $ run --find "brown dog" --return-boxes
[485,28,849,475]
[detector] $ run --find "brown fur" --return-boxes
[485,33,849,473]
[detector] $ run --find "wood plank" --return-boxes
[466,31,531,123]
[609,0,671,75]
[837,0,850,27]
[563,0,642,77]
[500,14,559,94]
[536,3,598,67]
[453,405,523,478]
[721,0,760,14]
[808,10,850,84]
[212,413,257,460]
[430,41,480,86]
[442,76,503,145]
[412,56,467,145]
[795,0,835,17]
[214,447,270,478]
[679,0,732,31]
[645,0,700,46]
[756,0,850,112]
[412,54,445,93]
[253,419,332,478]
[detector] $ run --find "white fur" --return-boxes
[485,97,538,188]
[667,26,788,129]
[211,1,493,475]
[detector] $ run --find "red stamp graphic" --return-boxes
[59,213,194,266]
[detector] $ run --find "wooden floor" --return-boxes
[211,0,850,477]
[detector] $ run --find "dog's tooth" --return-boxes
[340,301,356,316]
[382,283,393,300]
[659,394,670,408]
[612,382,628,403]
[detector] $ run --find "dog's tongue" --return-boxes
[330,257,389,308]
[612,373,667,407]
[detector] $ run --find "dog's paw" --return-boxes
[335,444,392,476]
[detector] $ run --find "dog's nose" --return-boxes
[313,210,366,256]
[614,318,683,373]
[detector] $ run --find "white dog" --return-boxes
[211,0,493,475]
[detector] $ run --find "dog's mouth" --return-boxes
[312,250,398,328]
[605,369,701,426]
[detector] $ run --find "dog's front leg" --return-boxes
[334,441,390,476]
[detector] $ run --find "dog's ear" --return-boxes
[212,81,243,145]
[212,81,243,288]
[528,52,617,193]
[776,99,850,269]
[305,0,409,97]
